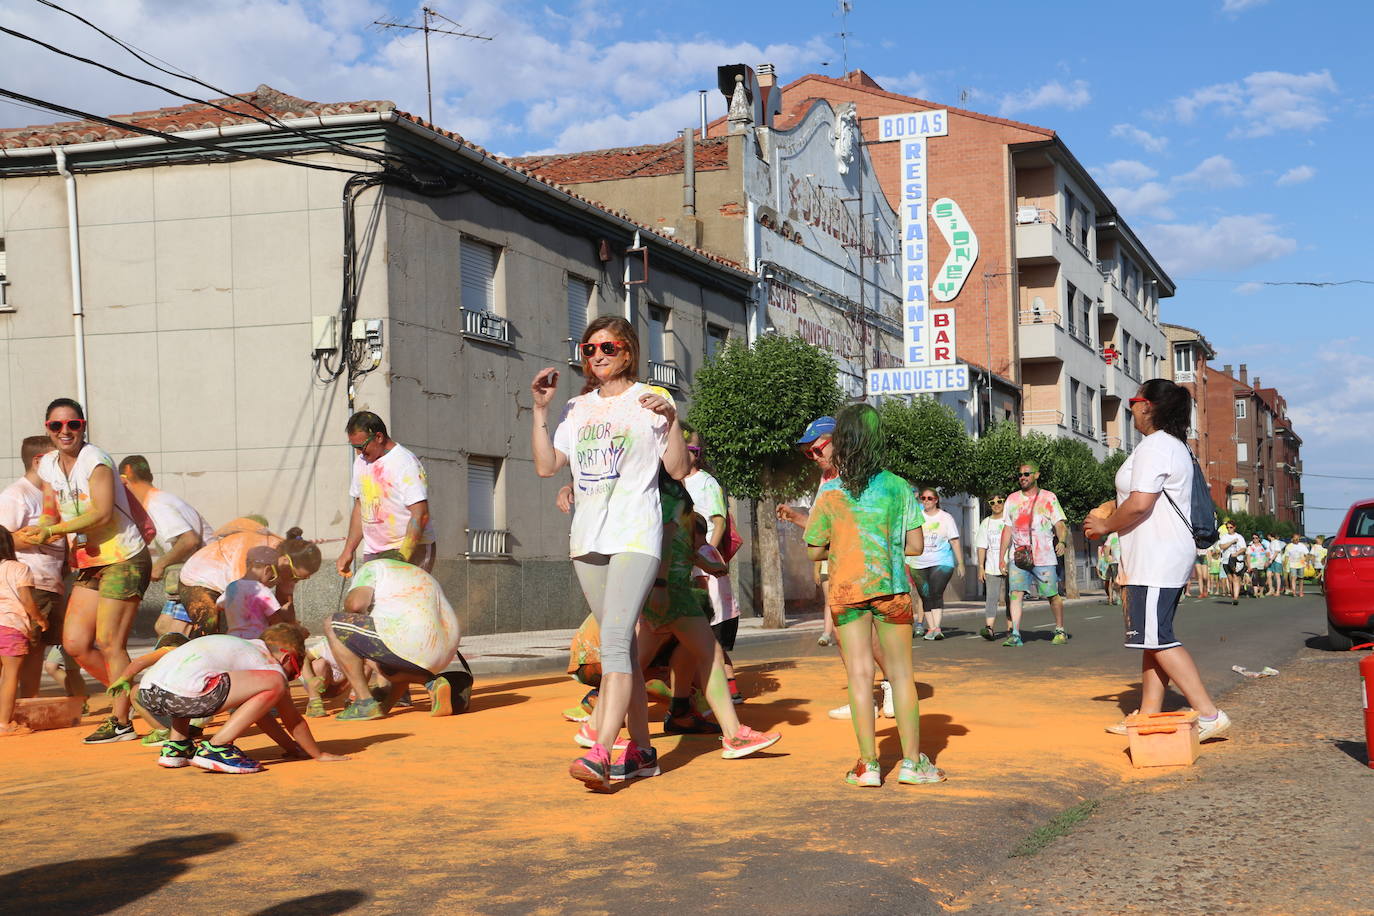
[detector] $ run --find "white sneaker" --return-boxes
[1197,709,1232,742]
[880,681,895,718]
[827,704,879,720]
[1105,709,1138,735]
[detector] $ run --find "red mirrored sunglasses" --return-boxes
[803,441,830,458]
[1128,397,1149,406]
[45,418,86,433]
[581,341,627,358]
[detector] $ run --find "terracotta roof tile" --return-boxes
[0,85,395,150]
[509,136,730,184]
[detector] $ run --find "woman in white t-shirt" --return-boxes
[16,398,151,745]
[531,316,691,790]
[1084,379,1231,743]
[907,488,963,641]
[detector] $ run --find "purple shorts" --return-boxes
[0,625,30,657]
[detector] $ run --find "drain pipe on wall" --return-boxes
[624,229,641,321]
[54,149,89,416]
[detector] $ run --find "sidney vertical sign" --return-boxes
[866,110,969,396]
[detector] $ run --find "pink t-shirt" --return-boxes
[0,559,36,636]
[0,477,65,595]
[216,577,282,639]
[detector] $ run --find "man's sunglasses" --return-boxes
[350,433,376,452]
[46,418,86,433]
[581,341,627,358]
[1017,471,1035,478]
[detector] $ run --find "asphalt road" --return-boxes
[1,593,1326,915]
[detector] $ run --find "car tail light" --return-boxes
[1331,545,1374,558]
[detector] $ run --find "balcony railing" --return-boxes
[462,308,511,344]
[1102,434,1122,449]
[466,528,511,559]
[1023,409,1065,427]
[648,360,681,389]
[1015,205,1058,225]
[1018,308,1062,326]
[1069,417,1097,439]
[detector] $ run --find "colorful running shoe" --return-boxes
[425,670,474,717]
[645,678,672,699]
[83,716,137,745]
[721,725,781,759]
[336,698,383,721]
[157,739,196,769]
[1051,628,1069,645]
[1002,631,1023,647]
[898,753,947,785]
[979,626,996,641]
[913,623,926,639]
[845,757,882,787]
[573,722,630,751]
[570,743,613,791]
[191,742,264,774]
[141,727,171,747]
[305,698,327,718]
[562,689,599,722]
[664,711,722,735]
[610,742,660,782]
[921,628,944,641]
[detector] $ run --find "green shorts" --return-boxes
[642,583,709,630]
[831,593,915,628]
[73,549,151,601]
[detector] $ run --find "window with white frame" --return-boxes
[706,323,729,362]
[1237,441,1249,463]
[1235,398,1247,419]
[1174,344,1194,375]
[567,274,592,345]
[460,238,498,313]
[467,456,501,531]
[647,305,669,364]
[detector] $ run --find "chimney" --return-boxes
[757,64,777,129]
[1222,363,1232,377]
[1253,377,1261,390]
[1238,363,1248,385]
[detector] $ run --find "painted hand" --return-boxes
[14,526,50,547]
[638,392,676,422]
[106,678,133,698]
[336,553,353,577]
[531,368,559,408]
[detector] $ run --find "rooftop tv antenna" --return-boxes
[836,1,853,75]
[372,6,492,124]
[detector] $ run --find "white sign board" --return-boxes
[866,110,968,396]
[932,197,978,302]
[867,365,969,396]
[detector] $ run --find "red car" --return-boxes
[1324,498,1374,650]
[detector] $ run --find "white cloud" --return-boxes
[1141,213,1297,276]
[1093,159,1158,185]
[998,79,1091,117]
[1221,0,1269,11]
[874,71,933,100]
[1104,181,1176,221]
[0,0,829,155]
[1276,165,1316,186]
[1168,70,1338,138]
[1234,281,1264,295]
[1175,154,1245,189]
[1110,122,1168,153]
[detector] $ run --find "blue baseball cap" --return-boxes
[797,416,836,444]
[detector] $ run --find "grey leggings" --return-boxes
[573,551,660,675]
[984,574,1007,617]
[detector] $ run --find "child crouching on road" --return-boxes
[109,622,348,773]
[804,404,946,788]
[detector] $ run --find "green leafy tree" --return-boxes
[967,420,1028,500]
[878,396,973,495]
[688,335,845,627]
[1043,437,1114,524]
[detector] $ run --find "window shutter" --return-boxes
[461,239,496,313]
[567,276,591,340]
[467,457,498,530]
[0,238,7,277]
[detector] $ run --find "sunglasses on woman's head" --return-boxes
[46,418,86,433]
[581,341,626,358]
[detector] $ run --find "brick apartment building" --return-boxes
[1203,363,1304,528]
[1163,322,1216,468]
[773,70,1174,457]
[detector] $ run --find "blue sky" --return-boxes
[2,0,1368,531]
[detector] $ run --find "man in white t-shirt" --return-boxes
[0,436,84,700]
[120,455,215,636]
[1215,520,1246,605]
[1282,534,1310,598]
[338,412,435,575]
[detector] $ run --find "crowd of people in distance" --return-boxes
[1,320,1245,788]
[1201,523,1324,604]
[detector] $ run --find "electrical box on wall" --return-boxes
[312,315,337,354]
[352,318,384,369]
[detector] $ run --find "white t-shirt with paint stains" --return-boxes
[349,443,435,557]
[553,382,669,559]
[216,577,282,640]
[0,477,65,594]
[144,488,215,559]
[352,559,461,674]
[141,635,284,697]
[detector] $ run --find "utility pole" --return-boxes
[373,7,492,124]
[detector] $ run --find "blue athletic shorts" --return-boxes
[1008,564,1059,598]
[1123,584,1184,650]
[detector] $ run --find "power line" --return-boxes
[0,86,374,175]
[4,14,391,166]
[1180,277,1374,287]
